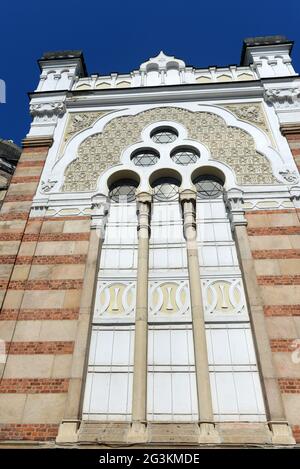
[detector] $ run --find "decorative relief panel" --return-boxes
[149,280,190,319]
[202,278,246,316]
[30,101,66,122]
[264,87,300,109]
[243,199,294,211]
[94,281,136,320]
[223,103,270,135]
[60,111,110,157]
[63,106,277,192]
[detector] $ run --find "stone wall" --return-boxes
[246,208,300,442]
[0,139,93,441]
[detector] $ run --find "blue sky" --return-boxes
[0,0,300,145]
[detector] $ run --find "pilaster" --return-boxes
[56,195,109,445]
[226,190,295,445]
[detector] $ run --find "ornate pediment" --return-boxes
[140,51,186,72]
[63,106,277,192]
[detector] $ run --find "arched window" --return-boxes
[131,149,159,167]
[193,174,224,199]
[109,179,138,202]
[171,146,200,165]
[151,176,180,201]
[150,126,178,144]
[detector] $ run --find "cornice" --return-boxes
[62,82,266,108]
[22,136,54,148]
[28,75,300,110]
[280,123,300,136]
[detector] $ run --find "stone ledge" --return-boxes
[71,420,296,446]
[280,124,300,137]
[21,137,53,149]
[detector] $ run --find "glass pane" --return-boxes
[194,175,224,199]
[109,179,138,202]
[152,177,180,201]
[151,127,178,144]
[131,150,159,166]
[171,148,200,165]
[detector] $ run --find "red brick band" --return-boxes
[4,194,35,203]
[0,308,79,320]
[293,425,300,443]
[0,280,8,289]
[258,275,300,285]
[248,227,300,236]
[246,209,297,215]
[23,232,90,242]
[0,213,28,221]
[264,305,300,316]
[10,176,40,184]
[0,233,23,241]
[283,132,300,140]
[0,424,58,441]
[0,255,17,264]
[7,279,83,290]
[278,379,300,394]
[15,255,87,265]
[270,339,297,352]
[0,378,69,393]
[6,341,74,354]
[17,160,45,168]
[253,250,300,259]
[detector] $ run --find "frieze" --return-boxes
[63,107,278,191]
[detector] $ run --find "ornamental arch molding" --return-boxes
[60,105,281,193]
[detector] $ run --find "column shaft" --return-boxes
[181,195,214,423]
[131,195,151,426]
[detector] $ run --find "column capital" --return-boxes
[90,194,110,233]
[180,189,197,237]
[136,191,152,204]
[224,188,247,230]
[179,188,197,204]
[136,192,152,235]
[290,185,300,208]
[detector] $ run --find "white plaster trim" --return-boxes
[39,102,285,195]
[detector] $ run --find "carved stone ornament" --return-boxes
[223,103,270,134]
[264,88,300,109]
[61,111,110,155]
[63,106,277,192]
[41,178,58,192]
[140,50,185,71]
[278,168,299,183]
[30,101,66,121]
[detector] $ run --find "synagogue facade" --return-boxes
[0,36,300,447]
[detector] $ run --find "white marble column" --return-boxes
[128,192,152,442]
[180,189,219,443]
